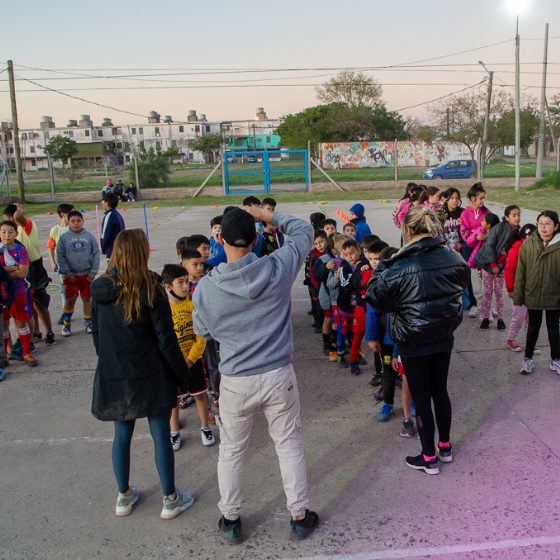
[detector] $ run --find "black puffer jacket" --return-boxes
[366,236,469,349]
[91,270,191,422]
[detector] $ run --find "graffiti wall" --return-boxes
[320,141,471,169]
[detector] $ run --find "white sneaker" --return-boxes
[550,360,560,374]
[201,427,215,446]
[115,485,139,517]
[520,358,535,375]
[170,432,181,451]
[61,325,71,337]
[468,306,478,318]
[160,488,195,520]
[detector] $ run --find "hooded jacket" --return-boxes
[514,232,560,309]
[473,222,515,273]
[193,212,313,377]
[366,236,469,356]
[91,270,191,421]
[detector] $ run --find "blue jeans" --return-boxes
[112,410,175,496]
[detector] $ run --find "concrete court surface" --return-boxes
[1,198,560,560]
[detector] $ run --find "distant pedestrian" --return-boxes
[91,229,195,520]
[349,203,372,244]
[100,192,125,260]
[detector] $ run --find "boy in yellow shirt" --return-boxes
[162,264,215,451]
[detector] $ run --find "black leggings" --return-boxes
[525,309,560,360]
[401,352,452,457]
[381,343,397,405]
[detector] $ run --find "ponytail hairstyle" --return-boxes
[108,229,157,324]
[466,182,486,206]
[400,182,418,201]
[402,205,442,243]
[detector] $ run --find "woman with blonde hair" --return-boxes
[91,229,194,519]
[367,206,469,475]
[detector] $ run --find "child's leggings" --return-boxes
[112,410,175,496]
[337,309,354,353]
[349,306,366,364]
[508,303,528,342]
[482,270,504,320]
[381,343,397,406]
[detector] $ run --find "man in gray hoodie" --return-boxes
[193,206,319,544]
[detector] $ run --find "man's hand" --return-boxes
[368,340,380,353]
[65,275,76,283]
[87,274,95,283]
[244,205,274,225]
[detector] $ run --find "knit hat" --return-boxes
[350,203,365,218]
[221,208,257,248]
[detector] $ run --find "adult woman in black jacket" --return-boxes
[91,229,194,519]
[367,206,469,475]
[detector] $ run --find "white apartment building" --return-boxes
[0,108,280,172]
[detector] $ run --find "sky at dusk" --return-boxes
[2,0,560,129]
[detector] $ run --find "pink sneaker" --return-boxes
[506,340,521,352]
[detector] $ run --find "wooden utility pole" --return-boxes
[7,60,25,202]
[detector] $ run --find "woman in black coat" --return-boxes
[367,205,469,475]
[91,229,194,520]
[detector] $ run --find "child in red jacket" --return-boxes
[504,223,537,352]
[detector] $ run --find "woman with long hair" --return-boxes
[91,229,194,519]
[367,206,469,475]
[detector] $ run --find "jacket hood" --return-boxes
[203,252,271,300]
[350,203,365,218]
[91,273,119,304]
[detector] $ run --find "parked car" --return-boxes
[423,159,476,180]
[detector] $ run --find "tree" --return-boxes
[277,103,408,150]
[128,147,170,188]
[493,108,539,150]
[186,134,223,162]
[316,71,382,108]
[431,88,512,162]
[43,135,80,183]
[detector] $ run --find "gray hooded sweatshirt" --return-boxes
[193,212,313,377]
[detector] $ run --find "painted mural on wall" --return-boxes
[320,141,471,169]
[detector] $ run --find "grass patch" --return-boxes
[528,171,560,191]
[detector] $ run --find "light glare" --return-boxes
[505,0,529,15]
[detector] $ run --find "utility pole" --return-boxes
[536,23,549,179]
[7,60,25,202]
[446,108,450,138]
[479,62,493,179]
[514,19,521,192]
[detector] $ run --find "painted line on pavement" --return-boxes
[0,434,153,447]
[291,535,560,560]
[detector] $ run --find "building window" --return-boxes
[98,130,103,137]
[155,141,161,151]
[205,125,211,133]
[195,125,200,133]
[138,127,143,134]
[112,128,118,135]
[30,146,35,153]
[44,132,50,140]
[85,129,90,137]
[179,125,184,133]
[66,130,74,137]
[22,133,28,140]
[131,128,136,135]
[155,127,160,135]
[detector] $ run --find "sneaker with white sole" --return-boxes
[201,427,215,446]
[62,325,71,337]
[437,443,453,463]
[550,360,560,374]
[405,454,440,475]
[520,358,534,375]
[507,339,522,352]
[171,432,181,451]
[115,485,139,517]
[468,306,478,318]
[160,488,195,520]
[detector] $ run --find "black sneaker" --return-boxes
[497,319,507,331]
[480,318,490,330]
[33,332,42,343]
[405,454,440,475]
[437,443,453,463]
[368,374,382,387]
[218,516,242,545]
[290,510,319,541]
[400,418,416,438]
[350,362,362,376]
[373,388,384,401]
[337,353,349,369]
[45,332,56,346]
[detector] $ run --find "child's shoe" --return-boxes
[507,339,521,352]
[480,318,490,330]
[368,373,382,387]
[115,485,139,517]
[328,351,338,362]
[377,403,393,422]
[496,319,507,331]
[170,432,181,451]
[373,388,384,401]
[160,488,195,520]
[85,320,93,334]
[405,454,440,475]
[350,362,361,376]
[201,427,215,446]
[337,353,348,368]
[437,442,453,463]
[62,324,71,337]
[23,354,38,368]
[45,331,56,346]
[400,418,416,438]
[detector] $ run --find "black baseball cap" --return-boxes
[221,207,257,248]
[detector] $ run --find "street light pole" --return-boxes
[479,62,493,180]
[514,16,521,192]
[536,22,549,179]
